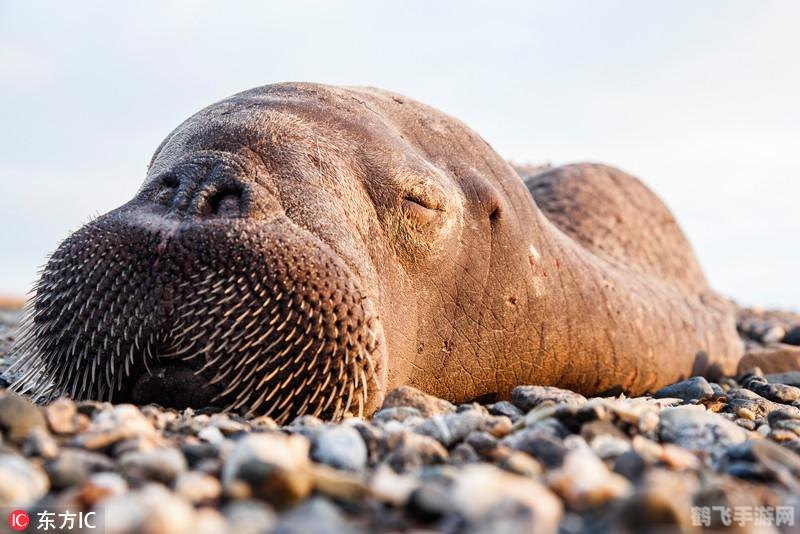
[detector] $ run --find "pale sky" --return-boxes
[1,1,798,309]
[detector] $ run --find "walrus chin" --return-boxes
[9,205,388,423]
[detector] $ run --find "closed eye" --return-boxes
[403,193,443,212]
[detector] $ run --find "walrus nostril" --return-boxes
[206,185,244,217]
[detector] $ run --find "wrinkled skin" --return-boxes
[9,83,743,422]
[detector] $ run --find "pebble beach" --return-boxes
[1,304,799,533]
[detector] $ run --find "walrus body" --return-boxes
[10,83,742,421]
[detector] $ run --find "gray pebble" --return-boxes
[371,406,423,425]
[511,386,587,412]
[654,376,714,402]
[659,406,748,465]
[119,446,188,484]
[223,500,277,534]
[45,447,115,488]
[411,410,483,447]
[312,425,367,471]
[783,326,800,346]
[487,400,524,420]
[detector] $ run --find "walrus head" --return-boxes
[10,83,512,422]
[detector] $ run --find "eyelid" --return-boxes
[404,192,444,211]
[404,183,446,211]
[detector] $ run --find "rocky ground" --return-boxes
[1,305,800,533]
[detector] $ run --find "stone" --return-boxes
[783,326,800,346]
[487,400,524,420]
[765,371,800,387]
[653,376,714,402]
[658,406,748,465]
[45,398,89,434]
[0,454,49,506]
[77,472,128,507]
[0,393,47,444]
[547,436,632,508]
[385,430,448,472]
[511,385,587,412]
[75,404,156,450]
[22,427,59,458]
[742,375,800,404]
[119,446,188,484]
[726,387,800,422]
[221,432,313,508]
[102,483,197,534]
[371,406,423,426]
[309,463,368,501]
[406,482,453,522]
[762,326,786,344]
[175,470,223,505]
[450,464,562,531]
[45,448,115,488]
[275,497,356,533]
[381,386,456,417]
[223,500,277,534]
[502,427,567,468]
[311,425,367,471]
[411,410,483,447]
[619,469,699,531]
[369,465,418,507]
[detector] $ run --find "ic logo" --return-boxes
[8,510,30,531]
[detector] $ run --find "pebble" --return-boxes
[0,453,50,506]
[411,410,483,447]
[511,385,587,412]
[451,464,563,531]
[223,500,277,534]
[658,406,747,465]
[0,393,47,443]
[75,404,157,450]
[371,406,423,425]
[0,306,798,532]
[654,376,714,402]
[385,429,449,472]
[765,371,800,387]
[742,375,800,404]
[726,387,800,422]
[487,400,524,420]
[119,446,188,484]
[369,464,418,506]
[311,425,367,471]
[275,496,356,534]
[175,470,223,505]
[380,386,456,417]
[102,483,197,534]
[221,432,313,508]
[45,398,89,435]
[45,447,115,488]
[762,325,786,344]
[502,426,567,468]
[78,472,128,506]
[547,436,632,508]
[783,326,800,345]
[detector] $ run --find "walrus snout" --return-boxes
[147,151,273,220]
[10,204,388,422]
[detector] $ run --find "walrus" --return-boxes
[8,82,742,423]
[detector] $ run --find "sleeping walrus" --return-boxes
[9,83,742,422]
